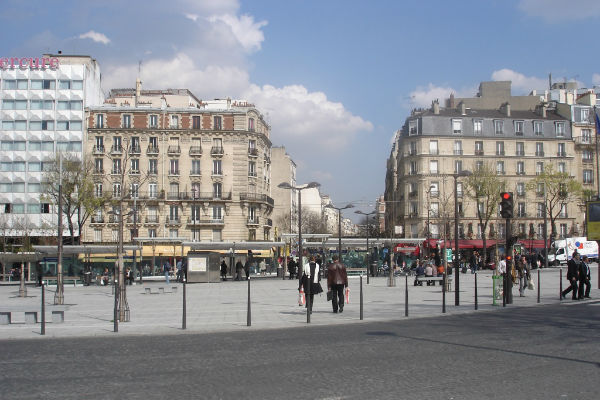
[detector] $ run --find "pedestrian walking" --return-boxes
[126,267,134,285]
[176,259,183,282]
[163,260,171,285]
[561,252,580,300]
[327,255,347,314]
[578,255,591,299]
[220,260,228,281]
[235,260,243,281]
[300,256,323,314]
[516,255,530,297]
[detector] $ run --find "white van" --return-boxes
[548,237,598,265]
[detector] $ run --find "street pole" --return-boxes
[133,196,138,285]
[454,174,460,306]
[55,155,64,305]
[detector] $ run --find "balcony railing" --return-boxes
[145,216,159,223]
[247,217,259,225]
[239,193,274,206]
[167,146,181,155]
[166,217,181,225]
[91,216,104,223]
[93,145,105,154]
[474,150,484,156]
[110,145,123,154]
[187,217,224,225]
[129,146,141,155]
[535,151,544,156]
[189,146,202,155]
[248,147,259,157]
[147,145,159,155]
[453,149,463,155]
[557,151,566,157]
[515,151,525,156]
[211,146,224,156]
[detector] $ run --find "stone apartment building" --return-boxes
[82,80,273,244]
[385,81,581,242]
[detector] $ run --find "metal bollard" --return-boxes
[538,268,542,303]
[247,277,251,327]
[360,275,363,321]
[559,268,563,300]
[113,284,118,333]
[474,272,478,310]
[41,283,45,336]
[405,274,408,317]
[442,273,446,314]
[502,273,506,307]
[182,281,187,330]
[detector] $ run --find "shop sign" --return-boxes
[0,57,60,70]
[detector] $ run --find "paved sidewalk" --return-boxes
[0,266,597,340]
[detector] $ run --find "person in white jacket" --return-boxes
[299,256,323,313]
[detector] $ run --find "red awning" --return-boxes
[393,243,420,256]
[517,239,550,249]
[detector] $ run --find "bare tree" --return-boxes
[464,162,506,266]
[527,165,583,240]
[41,152,108,244]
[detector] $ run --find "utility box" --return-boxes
[186,252,221,283]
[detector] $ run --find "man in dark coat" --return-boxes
[327,255,348,314]
[561,252,580,300]
[578,255,591,299]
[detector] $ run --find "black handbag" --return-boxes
[327,290,332,301]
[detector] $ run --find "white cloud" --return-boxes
[408,83,476,108]
[491,69,547,93]
[592,73,600,86]
[517,0,600,22]
[78,30,110,45]
[243,84,374,148]
[208,14,267,53]
[185,13,199,22]
[103,53,250,97]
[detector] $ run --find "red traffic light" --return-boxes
[502,192,511,200]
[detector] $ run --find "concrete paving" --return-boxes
[0,265,597,340]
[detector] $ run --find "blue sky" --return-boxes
[2,0,600,221]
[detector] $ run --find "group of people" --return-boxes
[561,252,592,300]
[413,257,445,286]
[298,255,348,314]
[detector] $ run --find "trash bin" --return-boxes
[492,275,503,306]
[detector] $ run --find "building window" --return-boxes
[213,159,222,175]
[149,114,158,128]
[113,136,122,152]
[191,160,201,175]
[473,119,482,135]
[581,129,592,143]
[170,115,179,129]
[496,161,505,175]
[130,183,139,198]
[148,159,158,175]
[408,120,418,135]
[113,183,121,198]
[516,182,525,197]
[559,224,567,238]
[248,161,256,177]
[149,229,157,238]
[495,141,504,156]
[169,159,179,175]
[474,141,483,155]
[112,159,121,174]
[558,162,566,173]
[148,183,157,199]
[534,121,543,136]
[169,205,179,222]
[94,158,103,173]
[475,160,483,171]
[559,203,567,218]
[516,161,524,175]
[212,229,222,242]
[94,183,103,197]
[453,140,462,155]
[130,158,139,174]
[213,116,222,130]
[557,143,566,157]
[494,120,503,135]
[514,120,524,136]
[169,183,179,198]
[516,142,524,156]
[112,230,119,242]
[122,115,131,128]
[583,170,593,184]
[455,160,462,174]
[169,229,178,238]
[248,118,255,132]
[408,141,417,156]
[94,229,102,242]
[555,122,565,137]
[96,114,104,128]
[536,162,544,175]
[517,203,526,218]
[429,140,438,155]
[213,182,222,198]
[582,150,593,163]
[213,206,223,220]
[452,119,462,134]
[537,203,545,218]
[429,160,438,174]
[192,115,201,129]
[409,161,417,175]
[535,142,544,156]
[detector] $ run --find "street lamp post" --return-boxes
[453,170,472,306]
[325,203,354,263]
[278,181,321,324]
[355,209,376,284]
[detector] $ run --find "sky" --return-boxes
[2,0,600,222]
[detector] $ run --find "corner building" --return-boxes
[83,82,273,245]
[386,81,578,242]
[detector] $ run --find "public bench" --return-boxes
[0,310,65,324]
[415,276,453,291]
[43,276,82,287]
[144,286,178,295]
[346,268,367,276]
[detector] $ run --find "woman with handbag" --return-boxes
[299,256,323,314]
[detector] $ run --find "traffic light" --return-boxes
[500,192,514,218]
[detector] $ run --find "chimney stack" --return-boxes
[459,101,466,116]
[432,100,440,115]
